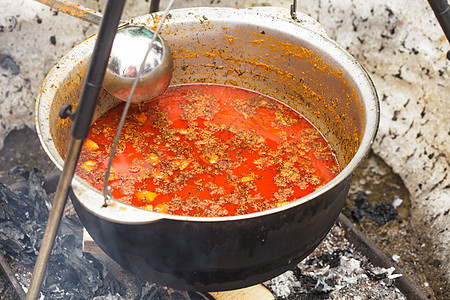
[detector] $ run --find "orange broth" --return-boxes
[77,84,340,217]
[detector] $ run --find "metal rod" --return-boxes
[0,252,27,299]
[290,0,298,20]
[26,0,126,298]
[34,0,103,25]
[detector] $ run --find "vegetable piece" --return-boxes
[135,191,157,202]
[84,139,99,151]
[81,160,97,171]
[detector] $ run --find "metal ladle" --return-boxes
[35,0,173,103]
[27,0,174,299]
[103,25,173,102]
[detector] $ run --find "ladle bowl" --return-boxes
[103,25,173,102]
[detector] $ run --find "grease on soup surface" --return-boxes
[77,84,340,217]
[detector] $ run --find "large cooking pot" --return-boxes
[36,7,379,292]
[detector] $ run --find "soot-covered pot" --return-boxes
[36,7,379,291]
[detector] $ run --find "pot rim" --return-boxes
[36,7,379,224]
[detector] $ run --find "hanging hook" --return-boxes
[102,186,112,207]
[290,0,298,20]
[150,0,161,13]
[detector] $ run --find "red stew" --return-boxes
[77,84,340,217]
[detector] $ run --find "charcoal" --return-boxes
[140,283,171,299]
[316,249,348,268]
[354,191,368,209]
[20,221,45,261]
[0,169,126,298]
[369,202,398,225]
[0,183,35,225]
[26,169,51,222]
[351,208,365,222]
[298,274,328,294]
[430,259,441,267]
[0,222,25,253]
[0,185,42,264]
[351,192,398,225]
[295,273,317,289]
[93,294,123,300]
[292,266,302,281]
[291,268,331,296]
[364,266,387,281]
[0,169,50,225]
[84,252,126,296]
[44,260,80,290]
[8,164,30,179]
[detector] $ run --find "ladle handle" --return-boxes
[26,0,126,299]
[34,0,103,25]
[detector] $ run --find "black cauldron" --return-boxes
[36,7,379,292]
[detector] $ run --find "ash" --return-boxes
[264,225,405,299]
